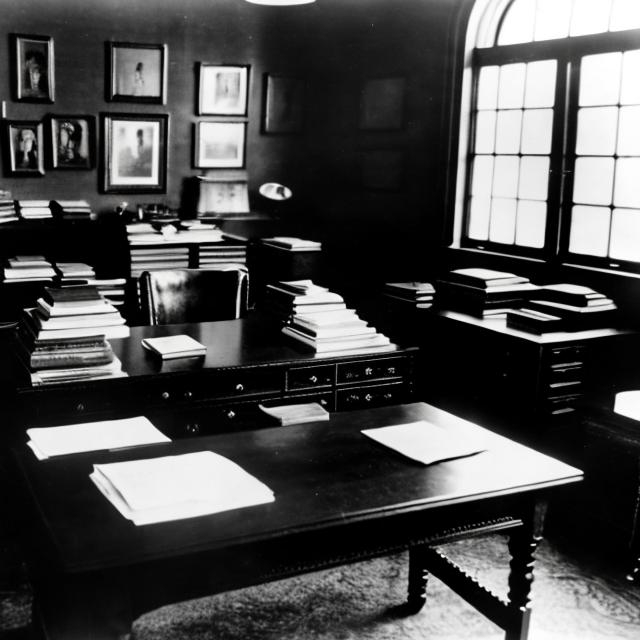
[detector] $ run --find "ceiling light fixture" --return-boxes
[245,0,315,6]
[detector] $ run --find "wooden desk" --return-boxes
[5,315,417,440]
[11,402,582,640]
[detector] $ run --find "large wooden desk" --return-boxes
[5,315,417,440]
[11,402,582,640]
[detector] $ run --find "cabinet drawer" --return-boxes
[547,345,585,366]
[287,364,335,391]
[337,357,406,385]
[547,363,583,385]
[336,381,407,411]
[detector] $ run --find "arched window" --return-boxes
[459,0,640,272]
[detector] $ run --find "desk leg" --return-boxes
[626,459,640,583]
[406,545,430,613]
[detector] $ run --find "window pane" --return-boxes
[497,0,535,45]
[610,208,640,261]
[617,106,640,155]
[498,64,526,109]
[471,155,494,197]
[568,205,611,257]
[475,110,497,153]
[467,197,491,241]
[521,109,553,154]
[493,155,520,198]
[516,200,546,248]
[570,0,612,37]
[535,0,572,41]
[579,52,622,106]
[489,198,517,244]
[576,107,618,156]
[620,50,640,105]
[524,60,557,108]
[614,158,640,208]
[610,0,640,32]
[495,110,522,154]
[518,156,550,200]
[477,66,499,110]
[573,157,615,205]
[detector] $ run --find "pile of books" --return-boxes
[506,283,618,333]
[383,281,435,309]
[91,277,127,310]
[199,241,247,268]
[272,280,397,357]
[437,268,539,318]
[2,255,56,283]
[0,199,18,224]
[15,285,130,386]
[17,200,53,220]
[260,237,322,252]
[55,261,96,284]
[50,199,94,221]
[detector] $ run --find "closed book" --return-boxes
[290,321,375,339]
[30,356,126,386]
[293,309,361,328]
[34,309,126,330]
[258,401,329,426]
[446,268,530,288]
[21,343,115,371]
[535,283,609,307]
[37,297,118,318]
[141,334,207,359]
[266,285,343,305]
[43,285,103,304]
[260,237,322,251]
[384,282,436,298]
[282,325,391,353]
[437,279,540,302]
[35,324,130,341]
[506,309,566,334]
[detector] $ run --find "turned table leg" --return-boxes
[405,545,430,613]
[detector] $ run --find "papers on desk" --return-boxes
[141,335,207,359]
[614,390,640,421]
[26,417,170,460]
[258,402,329,426]
[90,451,275,526]
[361,420,487,465]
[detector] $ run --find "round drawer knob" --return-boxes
[364,393,373,402]
[186,422,200,435]
[235,383,244,392]
[309,375,318,384]
[184,390,193,400]
[226,410,236,419]
[76,402,85,412]
[161,391,170,401]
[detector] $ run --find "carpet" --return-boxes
[2,533,640,640]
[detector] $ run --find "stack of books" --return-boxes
[383,282,436,309]
[199,241,247,268]
[260,237,322,252]
[90,277,127,310]
[2,255,57,283]
[127,223,190,278]
[264,279,347,321]
[507,283,618,333]
[0,199,18,224]
[437,268,539,317]
[54,261,96,284]
[17,200,53,220]
[49,199,94,221]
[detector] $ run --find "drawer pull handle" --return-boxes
[365,367,373,376]
[387,367,396,375]
[365,393,373,402]
[186,422,200,435]
[76,403,85,412]
[309,375,318,384]
[161,391,170,401]
[184,391,193,400]
[235,383,244,392]
[226,410,236,419]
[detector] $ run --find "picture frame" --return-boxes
[48,115,95,170]
[359,77,406,131]
[101,113,168,194]
[194,121,246,169]
[3,120,45,176]
[198,64,249,116]
[12,34,55,103]
[107,42,167,104]
[262,74,305,134]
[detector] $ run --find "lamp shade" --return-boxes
[259,182,293,201]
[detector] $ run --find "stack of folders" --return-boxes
[90,451,275,526]
[141,334,207,359]
[383,282,436,309]
[437,268,539,318]
[2,255,57,283]
[258,402,329,426]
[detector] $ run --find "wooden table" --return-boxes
[11,402,582,640]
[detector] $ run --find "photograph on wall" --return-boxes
[108,42,167,104]
[49,115,95,170]
[263,74,305,134]
[102,113,168,193]
[194,121,246,169]
[3,120,45,176]
[359,77,406,131]
[198,64,249,116]
[13,34,54,103]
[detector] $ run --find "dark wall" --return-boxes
[0,0,466,286]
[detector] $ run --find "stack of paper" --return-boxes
[90,450,275,525]
[259,402,329,426]
[614,390,640,421]
[26,416,170,460]
[361,420,487,465]
[141,335,207,359]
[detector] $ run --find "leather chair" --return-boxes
[139,267,249,325]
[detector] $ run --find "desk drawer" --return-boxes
[547,345,585,366]
[337,357,406,385]
[336,381,407,411]
[287,364,335,391]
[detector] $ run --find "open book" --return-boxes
[90,450,275,525]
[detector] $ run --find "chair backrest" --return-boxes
[139,267,249,325]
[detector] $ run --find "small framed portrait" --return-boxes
[48,115,95,170]
[101,113,169,193]
[359,77,406,131]
[198,64,249,116]
[12,34,55,103]
[194,121,246,169]
[107,42,167,104]
[3,120,45,176]
[262,74,305,134]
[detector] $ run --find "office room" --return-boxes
[0,0,639,638]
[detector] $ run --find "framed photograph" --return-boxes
[3,120,45,176]
[194,121,246,169]
[101,113,168,193]
[359,77,406,131]
[12,34,54,103]
[48,115,95,170]
[198,64,249,116]
[263,74,305,134]
[107,42,167,104]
